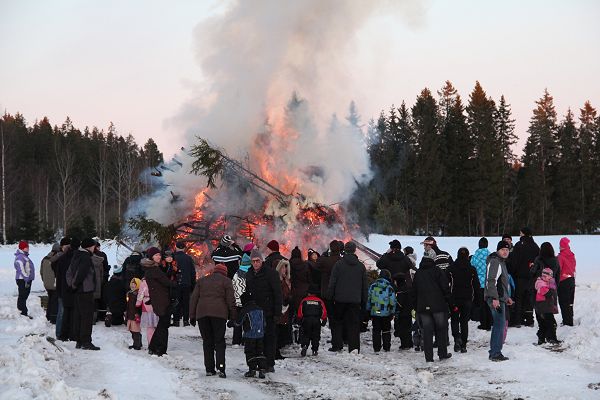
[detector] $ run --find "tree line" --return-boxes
[0,113,163,243]
[349,81,600,236]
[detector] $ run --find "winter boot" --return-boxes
[244,370,256,378]
[218,370,226,379]
[301,346,308,357]
[460,346,467,353]
[312,349,318,356]
[258,369,266,379]
[453,337,462,353]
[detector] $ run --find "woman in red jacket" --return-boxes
[557,237,576,326]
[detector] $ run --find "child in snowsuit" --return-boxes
[297,284,327,356]
[126,278,142,350]
[231,292,267,379]
[367,269,397,352]
[136,277,159,346]
[534,268,559,344]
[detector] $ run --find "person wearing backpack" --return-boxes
[367,269,397,353]
[69,238,101,350]
[41,243,61,323]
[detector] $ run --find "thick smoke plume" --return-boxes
[126,0,421,242]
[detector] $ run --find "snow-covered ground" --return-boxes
[1,236,599,399]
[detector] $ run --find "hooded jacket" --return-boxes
[510,236,540,279]
[70,248,96,294]
[327,253,368,305]
[142,258,176,317]
[412,257,451,313]
[557,238,576,282]
[448,257,480,303]
[367,277,397,317]
[14,249,35,282]
[484,252,510,302]
[190,269,236,321]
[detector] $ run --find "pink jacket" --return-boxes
[535,277,556,302]
[136,279,154,314]
[557,238,576,282]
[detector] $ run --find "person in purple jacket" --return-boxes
[14,240,35,317]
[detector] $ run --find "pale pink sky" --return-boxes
[1,0,599,157]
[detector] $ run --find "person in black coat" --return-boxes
[327,241,368,354]
[510,227,540,327]
[245,249,282,373]
[264,240,287,270]
[447,247,480,353]
[71,238,101,350]
[122,246,144,285]
[211,235,243,279]
[412,249,452,362]
[104,265,127,326]
[377,239,416,287]
[53,238,79,341]
[173,242,198,326]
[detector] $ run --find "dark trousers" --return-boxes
[173,286,191,323]
[73,292,95,345]
[394,314,413,348]
[331,302,361,353]
[300,318,322,351]
[276,322,292,350]
[477,288,492,328]
[232,306,243,345]
[131,332,142,349]
[46,289,58,323]
[419,311,448,361]
[149,314,171,355]
[16,280,31,316]
[198,317,227,373]
[537,313,557,342]
[245,338,266,370]
[558,277,575,326]
[450,300,472,346]
[514,277,534,325]
[60,305,75,340]
[263,317,276,367]
[371,315,392,352]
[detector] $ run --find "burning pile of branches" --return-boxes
[128,138,351,263]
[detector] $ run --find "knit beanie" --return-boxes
[497,241,510,251]
[214,263,228,276]
[146,247,161,258]
[291,246,302,259]
[250,248,263,261]
[59,237,71,246]
[220,235,234,247]
[266,240,279,252]
[81,238,96,249]
[18,240,29,250]
[243,243,255,253]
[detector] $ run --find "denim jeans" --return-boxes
[56,298,64,338]
[487,300,505,357]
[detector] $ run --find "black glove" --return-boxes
[321,318,327,327]
[189,319,196,327]
[226,320,234,328]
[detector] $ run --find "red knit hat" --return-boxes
[214,263,228,276]
[18,240,29,250]
[266,240,279,252]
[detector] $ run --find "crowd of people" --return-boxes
[13,228,577,378]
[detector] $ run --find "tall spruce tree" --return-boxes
[467,82,502,235]
[552,109,580,232]
[438,81,472,234]
[519,89,558,233]
[494,95,518,233]
[578,101,598,232]
[412,88,445,234]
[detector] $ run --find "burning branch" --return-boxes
[190,137,290,207]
